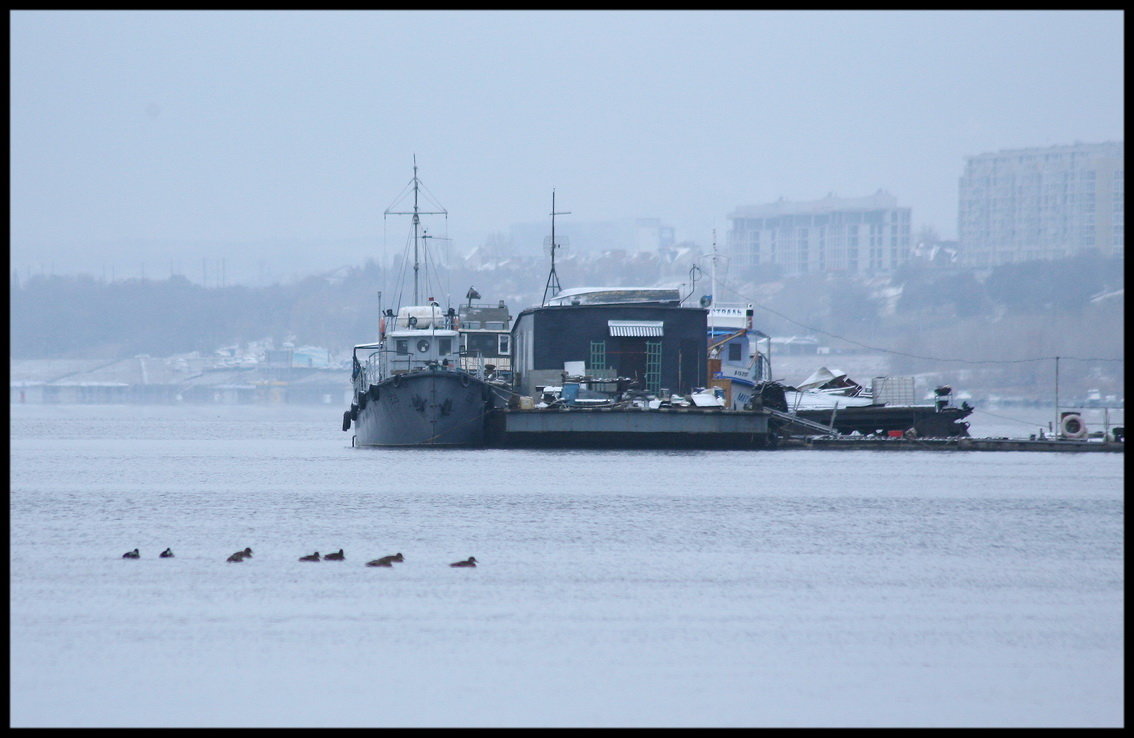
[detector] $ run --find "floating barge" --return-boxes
[486,405,772,449]
[484,407,1122,452]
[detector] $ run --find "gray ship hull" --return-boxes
[352,371,502,447]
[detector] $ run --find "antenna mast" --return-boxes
[542,189,571,305]
[385,155,447,304]
[710,229,718,335]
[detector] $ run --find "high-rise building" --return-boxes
[727,190,911,276]
[958,141,1124,267]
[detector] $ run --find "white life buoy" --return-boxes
[1060,413,1087,439]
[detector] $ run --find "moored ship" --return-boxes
[343,161,506,447]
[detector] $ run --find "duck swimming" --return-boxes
[122,548,140,559]
[227,547,252,562]
[449,556,477,568]
[366,553,403,567]
[299,552,321,562]
[160,548,174,558]
[324,549,345,561]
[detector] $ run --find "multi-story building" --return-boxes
[958,141,1124,267]
[727,190,911,276]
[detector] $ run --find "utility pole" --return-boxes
[1054,355,1060,437]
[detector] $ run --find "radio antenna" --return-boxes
[541,189,571,305]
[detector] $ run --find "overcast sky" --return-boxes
[10,10,1125,283]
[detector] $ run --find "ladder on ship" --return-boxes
[764,407,840,437]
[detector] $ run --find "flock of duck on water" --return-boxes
[121,547,477,568]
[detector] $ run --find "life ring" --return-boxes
[460,373,470,387]
[342,410,352,432]
[1060,413,1087,439]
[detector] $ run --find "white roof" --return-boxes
[544,286,682,306]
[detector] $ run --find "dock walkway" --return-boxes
[781,436,1123,452]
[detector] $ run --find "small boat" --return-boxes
[781,369,974,438]
[344,159,507,447]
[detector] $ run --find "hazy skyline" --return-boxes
[10,10,1125,283]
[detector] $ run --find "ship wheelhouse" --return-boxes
[384,304,463,374]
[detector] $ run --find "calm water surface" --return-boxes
[9,404,1124,727]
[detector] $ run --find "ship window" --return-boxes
[396,339,409,355]
[728,343,742,361]
[417,339,431,353]
[498,334,510,355]
[485,321,505,330]
[438,338,452,354]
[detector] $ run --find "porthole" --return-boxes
[417,339,431,353]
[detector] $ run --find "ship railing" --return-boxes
[353,351,383,395]
[459,351,513,381]
[460,351,487,380]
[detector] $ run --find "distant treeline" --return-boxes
[11,263,380,359]
[9,252,1124,361]
[896,250,1124,317]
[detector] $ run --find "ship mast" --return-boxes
[542,189,571,305]
[385,156,447,305]
[709,229,718,335]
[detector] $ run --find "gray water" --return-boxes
[9,404,1124,727]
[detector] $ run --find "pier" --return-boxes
[780,436,1123,452]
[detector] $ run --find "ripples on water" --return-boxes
[9,404,1124,727]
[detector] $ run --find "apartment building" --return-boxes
[958,141,1124,267]
[727,190,911,276]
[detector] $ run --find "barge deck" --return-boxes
[487,406,773,449]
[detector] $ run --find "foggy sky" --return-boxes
[10,10,1125,284]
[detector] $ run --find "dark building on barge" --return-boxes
[510,287,709,397]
